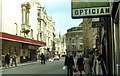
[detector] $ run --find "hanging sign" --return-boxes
[71,0,111,18]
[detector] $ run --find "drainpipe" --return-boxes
[14,23,18,35]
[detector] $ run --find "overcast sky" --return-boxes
[39,0,83,36]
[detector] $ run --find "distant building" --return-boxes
[37,7,55,54]
[65,23,83,56]
[54,37,62,55]
[61,35,66,55]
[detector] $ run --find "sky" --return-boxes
[39,0,83,36]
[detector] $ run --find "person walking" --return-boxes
[37,53,41,63]
[11,52,17,67]
[84,55,92,76]
[76,55,84,76]
[97,52,106,75]
[64,52,75,76]
[40,53,45,64]
[89,51,95,74]
[5,53,10,68]
[89,51,94,67]
[93,51,99,75]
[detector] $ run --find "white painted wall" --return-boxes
[2,0,40,40]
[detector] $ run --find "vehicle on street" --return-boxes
[61,54,66,57]
[48,58,54,61]
[54,55,60,60]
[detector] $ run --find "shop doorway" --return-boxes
[30,50,37,61]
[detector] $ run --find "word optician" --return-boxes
[73,7,110,17]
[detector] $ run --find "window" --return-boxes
[72,39,75,43]
[72,45,74,48]
[80,45,83,48]
[31,29,33,39]
[38,13,40,16]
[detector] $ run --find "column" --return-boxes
[21,5,25,25]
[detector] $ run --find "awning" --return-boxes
[0,32,46,46]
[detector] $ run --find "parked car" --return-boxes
[61,54,66,57]
[54,55,60,60]
[48,58,54,61]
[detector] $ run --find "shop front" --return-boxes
[0,32,46,66]
[20,44,39,63]
[112,2,120,74]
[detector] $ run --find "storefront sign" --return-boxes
[73,7,110,18]
[29,45,34,49]
[71,1,110,18]
[92,21,104,28]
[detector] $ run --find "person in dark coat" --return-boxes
[64,52,75,76]
[11,52,17,67]
[40,53,45,64]
[97,52,106,75]
[5,53,10,68]
[76,55,84,75]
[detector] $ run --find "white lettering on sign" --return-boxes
[72,7,110,18]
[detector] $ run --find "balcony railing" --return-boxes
[21,23,31,34]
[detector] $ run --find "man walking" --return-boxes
[97,52,106,75]
[40,53,45,64]
[11,52,17,67]
[64,52,75,76]
[5,53,10,68]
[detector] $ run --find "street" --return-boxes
[1,58,86,76]
[2,58,66,74]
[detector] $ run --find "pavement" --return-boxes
[1,57,103,75]
[1,61,39,70]
[1,57,64,70]
[2,58,66,74]
[0,61,38,76]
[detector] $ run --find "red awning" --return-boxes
[0,32,46,46]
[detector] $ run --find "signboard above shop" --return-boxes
[71,0,111,18]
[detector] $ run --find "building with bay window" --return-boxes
[65,23,83,57]
[1,0,55,66]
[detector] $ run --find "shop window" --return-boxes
[72,39,75,43]
[15,46,18,55]
[38,13,40,16]
[9,46,13,54]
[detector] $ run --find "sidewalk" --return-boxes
[1,61,37,69]
[1,59,52,70]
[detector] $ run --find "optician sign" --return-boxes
[71,0,111,18]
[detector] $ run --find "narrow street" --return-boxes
[2,58,66,74]
[1,0,120,75]
[1,58,85,76]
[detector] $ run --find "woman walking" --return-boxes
[76,55,84,76]
[84,55,92,76]
[5,53,10,68]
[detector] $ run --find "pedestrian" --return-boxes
[89,51,94,67]
[64,52,75,76]
[76,55,84,76]
[84,55,92,76]
[2,54,5,67]
[93,51,99,75]
[5,53,10,68]
[40,53,45,64]
[89,51,95,74]
[37,53,41,63]
[97,52,106,75]
[11,52,17,67]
